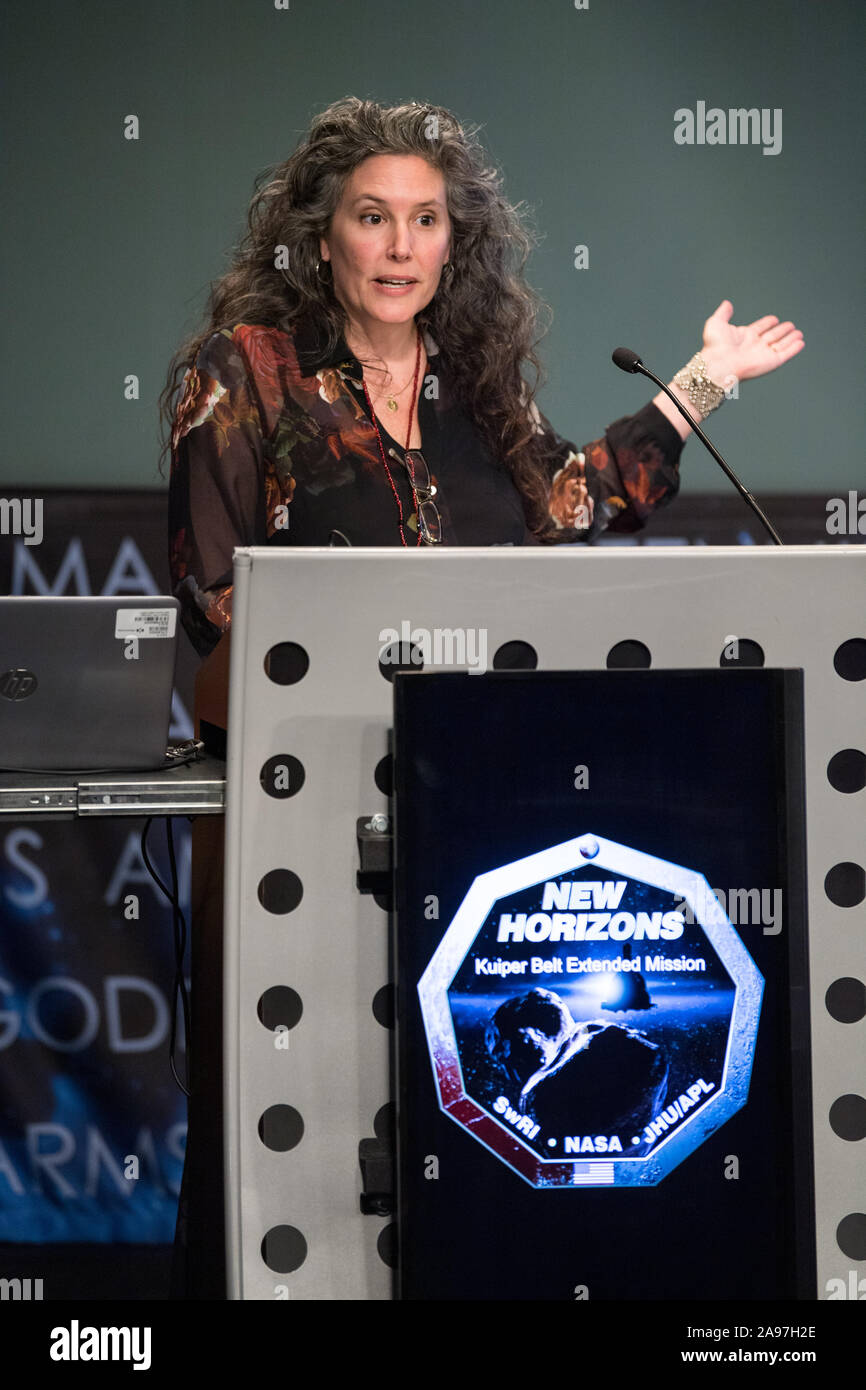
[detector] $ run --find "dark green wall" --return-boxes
[2,0,863,492]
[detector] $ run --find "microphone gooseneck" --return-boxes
[611,347,783,545]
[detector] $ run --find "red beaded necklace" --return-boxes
[360,329,423,548]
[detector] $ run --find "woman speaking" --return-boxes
[163,96,802,659]
[160,95,803,1299]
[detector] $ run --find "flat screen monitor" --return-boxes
[393,668,813,1301]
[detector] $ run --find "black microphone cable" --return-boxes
[140,816,191,1097]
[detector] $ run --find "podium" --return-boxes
[220,545,865,1299]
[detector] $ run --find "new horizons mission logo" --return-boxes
[417,833,764,1188]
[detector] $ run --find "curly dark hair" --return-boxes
[159,95,568,538]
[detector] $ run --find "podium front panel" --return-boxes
[222,546,864,1300]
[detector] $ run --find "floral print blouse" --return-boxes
[168,314,684,657]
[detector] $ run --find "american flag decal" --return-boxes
[572,1163,615,1184]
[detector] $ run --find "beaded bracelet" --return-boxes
[672,352,727,417]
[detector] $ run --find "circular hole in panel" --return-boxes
[374,1102,396,1142]
[719,638,765,668]
[834,639,866,681]
[258,869,303,914]
[374,754,393,796]
[824,862,866,908]
[828,1094,866,1142]
[377,1222,398,1269]
[261,1224,308,1273]
[260,755,305,799]
[257,987,303,1032]
[258,1105,305,1152]
[378,641,424,683]
[835,1212,866,1262]
[492,641,538,671]
[372,984,395,1029]
[606,640,651,670]
[264,643,309,685]
[825,977,866,1024]
[827,749,866,794]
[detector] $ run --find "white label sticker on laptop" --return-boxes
[114,607,177,639]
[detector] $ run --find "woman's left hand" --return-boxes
[700,299,804,386]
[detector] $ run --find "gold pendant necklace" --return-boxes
[383,341,420,412]
[346,331,421,413]
[385,374,413,410]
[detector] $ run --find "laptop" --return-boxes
[0,596,179,772]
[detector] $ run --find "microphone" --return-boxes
[611,347,782,545]
[612,347,643,374]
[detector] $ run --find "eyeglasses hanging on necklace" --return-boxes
[387,447,442,545]
[360,330,444,547]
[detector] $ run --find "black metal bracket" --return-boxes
[358,1136,395,1216]
[356,814,392,895]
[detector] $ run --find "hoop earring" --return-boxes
[315,258,332,283]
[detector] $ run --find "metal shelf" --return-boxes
[0,755,226,819]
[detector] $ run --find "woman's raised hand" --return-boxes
[701,299,805,385]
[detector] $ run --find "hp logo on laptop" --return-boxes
[0,669,38,700]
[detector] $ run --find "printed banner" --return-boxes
[0,495,196,1242]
